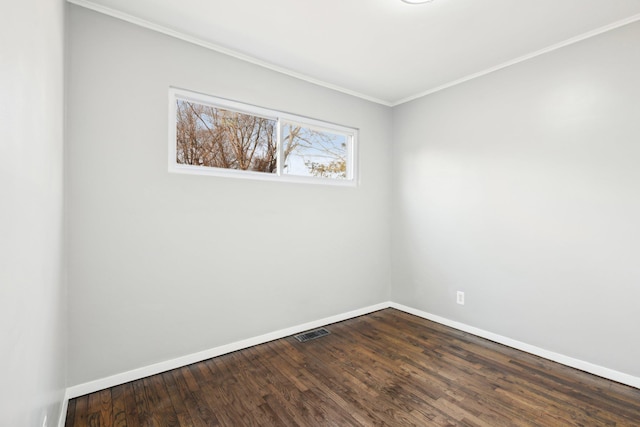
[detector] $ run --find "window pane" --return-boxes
[176,99,277,173]
[281,123,349,179]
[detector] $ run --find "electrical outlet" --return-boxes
[456,291,465,305]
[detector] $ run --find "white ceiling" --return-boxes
[70,0,640,105]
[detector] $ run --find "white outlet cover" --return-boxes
[457,291,465,305]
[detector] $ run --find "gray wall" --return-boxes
[392,21,640,377]
[66,6,392,386]
[0,0,67,425]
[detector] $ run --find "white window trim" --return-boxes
[168,87,359,187]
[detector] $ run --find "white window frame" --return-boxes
[168,87,358,187]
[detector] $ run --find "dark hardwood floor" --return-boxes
[65,308,640,426]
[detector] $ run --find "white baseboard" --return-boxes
[63,300,639,405]
[66,302,390,399]
[390,302,640,389]
[57,388,70,427]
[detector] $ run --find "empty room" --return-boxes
[2,0,640,425]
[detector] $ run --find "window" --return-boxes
[169,88,357,185]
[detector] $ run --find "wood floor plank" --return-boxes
[192,360,250,426]
[110,385,128,427]
[72,395,89,427]
[131,379,154,427]
[242,344,318,426]
[65,398,77,427]
[173,367,221,426]
[65,309,640,426]
[142,374,179,427]
[242,344,308,426]
[118,383,140,427]
[160,370,203,427]
[264,344,376,425]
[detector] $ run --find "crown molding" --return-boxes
[391,12,640,106]
[66,0,393,107]
[67,0,640,108]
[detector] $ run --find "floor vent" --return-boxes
[294,328,330,343]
